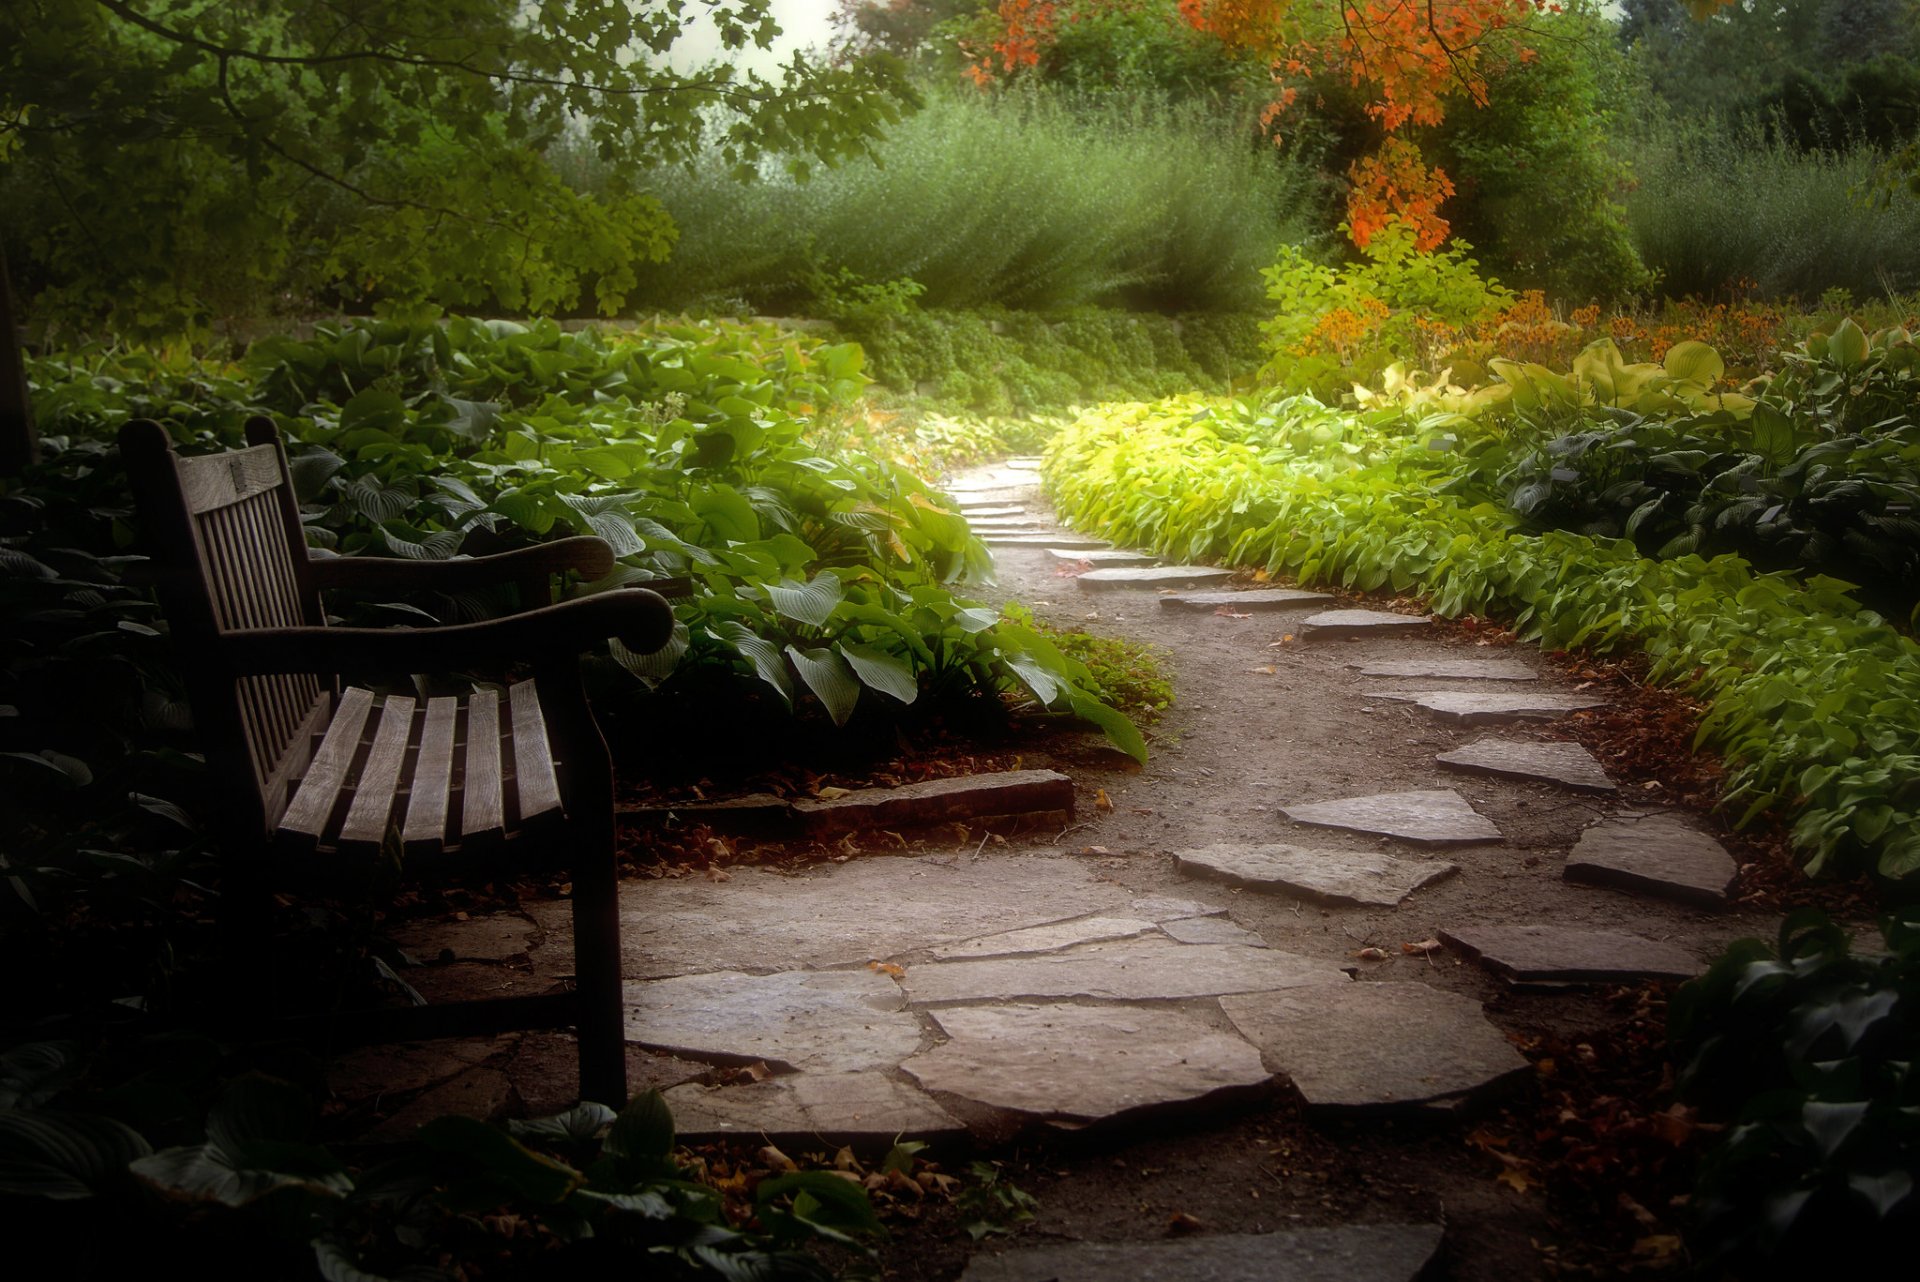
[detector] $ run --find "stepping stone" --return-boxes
[956,504,1026,518]
[1438,924,1700,984]
[986,533,1110,550]
[902,1002,1271,1123]
[1162,916,1268,948]
[790,769,1074,836]
[1562,814,1736,908]
[1437,738,1616,793]
[1047,547,1158,566]
[1075,565,1235,591]
[1281,790,1502,847]
[1002,457,1044,470]
[624,969,925,1073]
[930,916,1157,960]
[1299,609,1433,639]
[965,518,1053,532]
[1159,587,1333,612]
[617,792,792,833]
[959,1224,1445,1282]
[1129,895,1229,921]
[901,936,1348,1004]
[1221,983,1528,1112]
[1356,658,1538,681]
[1176,843,1458,908]
[1369,690,1607,723]
[592,854,1128,979]
[663,1072,965,1144]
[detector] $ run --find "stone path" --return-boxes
[344,455,1774,1279]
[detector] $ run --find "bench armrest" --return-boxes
[307,536,615,594]
[218,588,675,675]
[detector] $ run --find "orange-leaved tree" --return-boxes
[970,0,1561,252]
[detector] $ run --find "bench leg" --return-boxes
[572,832,628,1108]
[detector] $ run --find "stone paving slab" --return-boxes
[1129,895,1229,921]
[1354,658,1538,681]
[1563,814,1736,908]
[331,1038,505,1102]
[1162,916,1268,948]
[624,969,924,1073]
[1158,588,1334,612]
[616,792,792,832]
[364,1067,516,1142]
[791,770,1074,836]
[664,1072,965,1144]
[1281,789,1503,847]
[1176,843,1458,908]
[958,1224,1445,1282]
[592,855,1130,979]
[904,1003,1272,1123]
[1436,738,1616,793]
[1076,566,1236,591]
[1368,690,1607,723]
[957,505,1027,518]
[965,519,1054,533]
[930,916,1158,960]
[986,533,1111,550]
[1048,547,1160,566]
[1221,983,1528,1111]
[1439,924,1700,983]
[902,936,1349,1004]
[1299,609,1433,639]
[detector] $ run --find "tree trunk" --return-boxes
[0,232,39,477]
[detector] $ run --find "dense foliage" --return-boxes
[1670,909,1920,1271]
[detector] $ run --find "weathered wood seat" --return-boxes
[118,416,675,1105]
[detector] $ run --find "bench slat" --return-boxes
[509,680,564,827]
[280,687,375,850]
[176,444,283,515]
[338,694,415,852]
[461,689,505,844]
[403,696,459,856]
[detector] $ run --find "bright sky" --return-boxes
[669,0,843,73]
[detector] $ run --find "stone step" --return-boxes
[1047,547,1159,566]
[617,770,1075,838]
[1175,843,1458,908]
[985,533,1110,550]
[1439,923,1701,985]
[1299,608,1434,638]
[1436,738,1616,793]
[664,1073,965,1147]
[1281,789,1503,847]
[1159,587,1333,612]
[1355,658,1538,681]
[955,504,1027,518]
[1074,565,1235,591]
[1369,689,1607,724]
[1563,813,1736,908]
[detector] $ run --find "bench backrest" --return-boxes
[120,417,332,843]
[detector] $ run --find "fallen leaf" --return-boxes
[1129,806,1154,816]
[834,1146,863,1173]
[1352,946,1390,961]
[1214,607,1253,619]
[1496,1167,1536,1194]
[1094,788,1114,812]
[1248,665,1276,675]
[816,786,853,800]
[1252,568,1271,583]
[1401,938,1442,954]
[705,866,731,882]
[1649,1103,1697,1146]
[1632,1235,1683,1260]
[867,960,905,978]
[1081,845,1111,855]
[1166,1211,1205,1236]
[759,1145,798,1172]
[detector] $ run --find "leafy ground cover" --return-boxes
[1044,321,1920,881]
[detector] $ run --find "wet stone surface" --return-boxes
[902,936,1349,1004]
[903,1002,1273,1123]
[1281,789,1503,847]
[958,1224,1447,1282]
[1176,843,1459,908]
[1436,738,1617,793]
[1439,923,1701,983]
[1563,814,1737,907]
[1221,983,1528,1112]
[1047,547,1160,566]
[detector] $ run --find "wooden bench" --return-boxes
[119,416,676,1105]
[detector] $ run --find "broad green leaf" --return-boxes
[611,622,688,688]
[1662,340,1724,386]
[605,1090,674,1164]
[506,1103,616,1146]
[841,642,918,705]
[0,1109,152,1200]
[765,573,843,628]
[416,1116,582,1204]
[712,621,792,705]
[1828,318,1869,371]
[786,644,861,726]
[1069,691,1148,765]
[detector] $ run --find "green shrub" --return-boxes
[1627,119,1920,300]
[599,88,1327,315]
[1670,909,1920,1273]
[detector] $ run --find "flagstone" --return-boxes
[1436,738,1616,793]
[1355,658,1538,681]
[624,969,924,1074]
[1369,690,1607,723]
[1439,924,1700,983]
[1176,843,1458,907]
[1075,566,1236,591]
[1281,789,1502,847]
[1563,814,1737,907]
[901,936,1347,1003]
[1298,609,1433,638]
[664,1072,965,1143]
[1158,588,1334,612]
